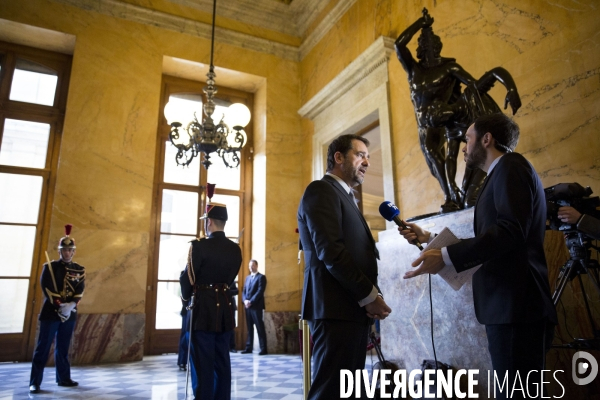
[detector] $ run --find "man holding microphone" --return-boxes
[400,113,557,399]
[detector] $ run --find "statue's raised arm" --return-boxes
[395,8,434,73]
[476,67,522,115]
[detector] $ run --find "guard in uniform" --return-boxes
[29,224,85,394]
[180,203,242,400]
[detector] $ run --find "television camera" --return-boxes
[545,183,600,350]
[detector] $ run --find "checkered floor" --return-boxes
[0,352,307,399]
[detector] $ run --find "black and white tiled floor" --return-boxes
[0,352,306,399]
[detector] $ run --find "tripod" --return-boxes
[552,231,600,350]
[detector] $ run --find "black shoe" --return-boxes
[258,350,268,356]
[29,385,40,393]
[57,379,78,387]
[178,364,187,371]
[240,349,252,354]
[230,349,237,353]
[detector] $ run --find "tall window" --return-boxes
[0,41,71,361]
[145,74,252,354]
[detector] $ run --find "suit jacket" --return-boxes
[297,174,380,324]
[180,231,242,332]
[447,153,557,325]
[242,273,266,310]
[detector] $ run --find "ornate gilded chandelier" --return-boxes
[163,0,250,170]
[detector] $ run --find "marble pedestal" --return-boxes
[377,208,492,398]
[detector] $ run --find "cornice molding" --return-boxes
[53,0,299,61]
[167,0,329,39]
[51,0,368,63]
[168,0,299,37]
[299,0,358,60]
[293,0,330,36]
[298,36,395,120]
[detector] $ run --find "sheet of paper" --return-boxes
[425,227,481,291]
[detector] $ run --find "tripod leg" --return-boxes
[579,261,600,294]
[553,261,575,306]
[577,262,599,335]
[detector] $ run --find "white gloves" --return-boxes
[58,302,76,322]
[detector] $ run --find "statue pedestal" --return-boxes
[377,208,492,398]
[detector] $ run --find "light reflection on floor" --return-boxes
[0,352,305,399]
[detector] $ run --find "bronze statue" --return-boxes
[395,8,521,212]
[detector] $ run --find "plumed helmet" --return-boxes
[58,224,76,249]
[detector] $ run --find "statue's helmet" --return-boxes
[417,27,443,60]
[58,224,76,249]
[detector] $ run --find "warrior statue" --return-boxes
[395,8,521,213]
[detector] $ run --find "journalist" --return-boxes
[400,113,557,400]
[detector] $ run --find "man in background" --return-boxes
[241,260,268,355]
[30,224,85,394]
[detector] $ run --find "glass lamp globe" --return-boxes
[164,97,202,126]
[225,103,251,129]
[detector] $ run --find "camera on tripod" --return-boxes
[544,182,600,232]
[545,183,600,350]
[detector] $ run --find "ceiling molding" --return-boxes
[293,0,330,36]
[168,0,300,36]
[299,0,358,60]
[167,0,330,38]
[53,0,299,61]
[51,0,363,62]
[298,36,395,120]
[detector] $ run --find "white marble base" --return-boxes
[377,209,493,398]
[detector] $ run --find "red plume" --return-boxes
[65,224,73,236]
[206,183,216,200]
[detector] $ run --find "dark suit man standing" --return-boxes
[401,113,557,399]
[180,203,242,400]
[241,260,268,355]
[297,134,392,400]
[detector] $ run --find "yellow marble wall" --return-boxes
[300,0,600,218]
[2,0,599,356]
[0,0,303,325]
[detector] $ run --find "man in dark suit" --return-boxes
[241,260,268,355]
[401,113,557,399]
[180,203,242,400]
[297,134,392,400]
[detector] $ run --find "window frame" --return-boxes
[0,41,71,361]
[145,74,253,354]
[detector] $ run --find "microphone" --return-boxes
[379,201,423,250]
